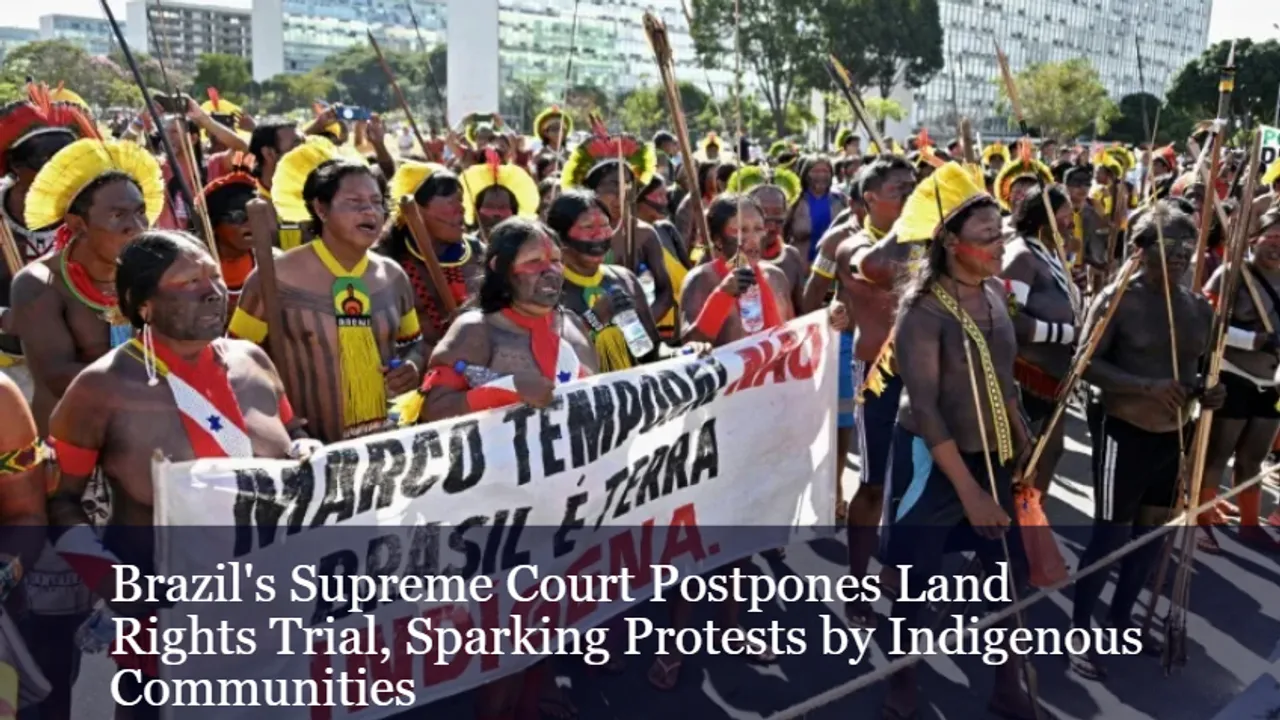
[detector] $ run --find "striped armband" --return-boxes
[1032,322,1076,345]
[48,436,98,477]
[51,524,120,592]
[1226,326,1257,350]
[811,254,838,280]
[227,308,268,345]
[396,309,423,351]
[1006,279,1031,306]
[0,438,45,476]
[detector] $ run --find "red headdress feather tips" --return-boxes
[208,87,222,111]
[916,128,932,150]
[485,148,502,181]
[1018,138,1033,163]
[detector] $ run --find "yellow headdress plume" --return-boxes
[1263,159,1280,188]
[271,136,341,224]
[200,88,243,118]
[993,139,1054,212]
[1091,145,1125,180]
[833,127,857,153]
[868,139,906,156]
[25,138,165,231]
[388,160,448,224]
[982,142,1010,167]
[48,83,88,111]
[462,112,503,146]
[726,165,802,205]
[533,105,572,140]
[893,161,991,244]
[461,150,540,226]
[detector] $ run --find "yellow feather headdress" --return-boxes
[388,160,448,224]
[1091,145,1125,180]
[271,136,341,224]
[533,105,572,140]
[993,140,1054,212]
[48,83,88,111]
[1263,160,1280,188]
[982,142,1011,167]
[726,165,802,205]
[461,150,540,226]
[893,161,991,244]
[25,138,165,231]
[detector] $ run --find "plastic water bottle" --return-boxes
[614,306,655,359]
[454,360,504,388]
[77,603,119,654]
[739,281,765,335]
[637,262,657,307]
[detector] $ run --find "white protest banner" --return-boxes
[151,311,838,719]
[1262,125,1279,181]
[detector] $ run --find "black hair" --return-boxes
[705,193,763,246]
[859,154,915,196]
[301,160,380,236]
[68,170,138,219]
[248,119,296,179]
[205,182,257,226]
[584,159,634,191]
[797,155,834,193]
[546,189,605,242]
[1050,159,1074,183]
[695,161,718,197]
[375,170,463,261]
[537,176,559,203]
[478,217,554,313]
[653,131,676,148]
[638,174,665,202]
[1012,184,1069,238]
[7,129,75,172]
[534,154,557,180]
[1064,163,1093,186]
[715,161,739,189]
[1009,174,1040,200]
[1129,200,1197,250]
[475,184,518,217]
[116,230,207,328]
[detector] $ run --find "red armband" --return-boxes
[278,395,295,425]
[49,437,99,477]
[420,365,469,394]
[694,289,736,340]
[1204,290,1220,309]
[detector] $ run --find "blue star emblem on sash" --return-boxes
[557,371,572,383]
[207,416,222,432]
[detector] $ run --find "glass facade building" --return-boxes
[125,1,252,74]
[38,14,122,58]
[0,27,39,62]
[913,0,1212,137]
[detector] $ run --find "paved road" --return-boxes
[70,410,1280,719]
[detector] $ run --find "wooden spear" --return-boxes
[399,197,457,317]
[823,55,886,154]
[245,199,288,367]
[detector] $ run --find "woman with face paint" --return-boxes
[376,162,484,359]
[230,160,425,444]
[880,165,1041,720]
[414,217,596,422]
[787,155,848,268]
[46,231,305,719]
[461,152,541,236]
[1199,209,1280,553]
[547,190,706,371]
[202,172,274,320]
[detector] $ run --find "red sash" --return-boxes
[710,258,784,331]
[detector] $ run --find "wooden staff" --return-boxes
[675,0,728,129]
[399,197,457,317]
[823,55,886,154]
[1141,106,1163,204]
[176,121,219,261]
[644,12,712,249]
[245,199,288,366]
[1020,256,1141,487]
[0,220,22,281]
[958,118,977,165]
[960,329,1042,720]
[550,0,582,172]
[1191,131,1224,290]
[1164,129,1262,673]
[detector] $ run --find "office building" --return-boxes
[913,0,1213,138]
[0,27,39,61]
[125,1,252,74]
[252,0,446,80]
[38,14,121,57]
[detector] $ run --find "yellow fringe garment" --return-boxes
[563,265,634,373]
[313,241,387,435]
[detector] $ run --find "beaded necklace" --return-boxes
[58,241,133,347]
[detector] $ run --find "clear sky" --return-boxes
[5,0,1278,44]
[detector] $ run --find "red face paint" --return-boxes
[954,243,998,263]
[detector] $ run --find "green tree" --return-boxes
[1106,92,1167,145]
[106,49,189,94]
[864,96,906,134]
[688,0,822,136]
[255,71,336,116]
[0,81,22,104]
[996,58,1117,142]
[825,0,945,98]
[617,86,667,138]
[1165,39,1280,131]
[564,81,610,128]
[501,78,549,132]
[190,53,252,104]
[318,44,434,114]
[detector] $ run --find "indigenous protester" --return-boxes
[634,174,693,343]
[993,143,1055,226]
[725,165,805,310]
[880,163,1040,720]
[47,231,307,720]
[1066,164,1111,276]
[0,90,93,400]
[247,118,303,201]
[835,128,861,159]
[11,138,164,431]
[378,161,484,358]
[675,160,722,254]
[533,106,571,157]
[201,171,267,318]
[838,153,917,626]
[462,151,541,235]
[1199,208,1280,553]
[1069,202,1224,680]
[983,141,1011,176]
[787,155,847,266]
[1000,185,1080,493]
[230,159,423,443]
